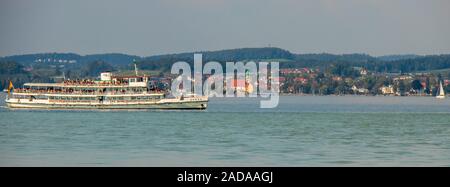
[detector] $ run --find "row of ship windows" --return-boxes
[107,96,163,100]
[14,96,163,100]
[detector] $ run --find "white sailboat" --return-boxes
[436,81,446,99]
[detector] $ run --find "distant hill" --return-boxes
[295,53,376,63]
[379,54,450,72]
[137,48,450,74]
[377,54,421,62]
[143,47,295,62]
[137,47,296,71]
[83,53,140,67]
[0,53,140,67]
[0,61,27,74]
[2,48,450,76]
[1,53,82,65]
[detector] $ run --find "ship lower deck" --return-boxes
[5,99,208,110]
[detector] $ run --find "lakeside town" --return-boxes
[2,62,450,98]
[277,67,449,96]
[121,66,449,97]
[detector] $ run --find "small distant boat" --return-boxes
[436,81,446,99]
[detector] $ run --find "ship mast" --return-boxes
[134,63,138,76]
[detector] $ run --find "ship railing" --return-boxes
[48,100,152,103]
[14,89,164,95]
[49,100,97,103]
[63,80,129,86]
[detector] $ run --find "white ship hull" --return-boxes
[5,97,208,110]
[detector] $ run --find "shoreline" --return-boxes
[0,92,446,98]
[278,93,445,97]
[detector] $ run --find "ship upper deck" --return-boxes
[23,82,147,88]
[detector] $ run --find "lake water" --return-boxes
[0,93,449,166]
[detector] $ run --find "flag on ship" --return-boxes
[7,80,14,97]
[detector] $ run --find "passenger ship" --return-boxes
[5,72,208,109]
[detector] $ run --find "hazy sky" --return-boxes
[1,0,450,56]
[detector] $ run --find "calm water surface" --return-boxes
[0,93,449,166]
